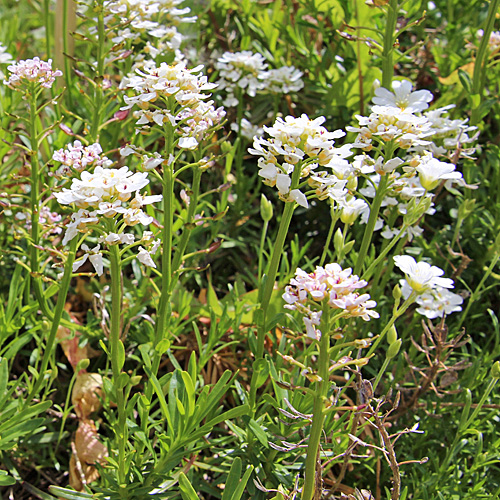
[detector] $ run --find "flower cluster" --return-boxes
[249,114,349,208]
[402,283,463,320]
[121,61,225,147]
[52,141,111,177]
[102,0,195,63]
[54,163,162,273]
[215,50,303,106]
[4,57,62,89]
[283,264,379,340]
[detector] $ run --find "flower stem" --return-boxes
[381,0,398,89]
[471,0,500,125]
[320,205,338,267]
[90,0,105,142]
[28,86,51,319]
[354,174,389,276]
[171,159,202,276]
[109,244,128,492]
[302,306,331,500]
[26,237,78,404]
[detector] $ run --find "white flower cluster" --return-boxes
[394,255,463,319]
[215,50,303,106]
[53,141,111,177]
[4,57,62,89]
[249,114,350,208]
[54,159,162,273]
[283,264,379,340]
[103,0,195,57]
[121,62,225,147]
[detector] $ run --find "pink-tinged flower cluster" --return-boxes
[52,141,110,177]
[4,57,62,89]
[283,264,379,340]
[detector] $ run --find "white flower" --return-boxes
[261,66,304,94]
[215,51,268,104]
[339,197,368,224]
[231,118,263,141]
[401,281,463,319]
[178,136,198,149]
[72,244,104,276]
[372,80,433,113]
[394,255,454,293]
[415,154,462,190]
[137,246,156,268]
[98,232,135,245]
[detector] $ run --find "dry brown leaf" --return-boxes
[72,373,104,419]
[69,454,100,491]
[57,325,100,371]
[74,419,108,464]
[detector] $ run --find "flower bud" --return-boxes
[334,228,344,252]
[260,194,273,222]
[491,361,500,379]
[387,339,402,360]
[387,325,398,345]
[393,283,402,303]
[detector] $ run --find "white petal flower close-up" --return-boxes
[394,255,454,293]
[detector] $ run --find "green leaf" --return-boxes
[222,457,242,500]
[48,486,95,499]
[458,68,473,94]
[0,470,16,486]
[231,465,254,500]
[116,339,125,371]
[178,472,200,500]
[248,418,269,448]
[207,274,223,316]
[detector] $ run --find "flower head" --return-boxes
[5,57,62,89]
[394,255,454,294]
[372,80,433,113]
[283,263,378,339]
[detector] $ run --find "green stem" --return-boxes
[109,245,128,493]
[382,0,399,89]
[257,201,295,359]
[27,237,78,403]
[457,252,500,330]
[320,205,338,267]
[440,378,498,477]
[90,0,105,142]
[44,0,51,59]
[258,219,269,282]
[302,306,331,500]
[171,161,202,277]
[372,357,391,393]
[471,0,500,125]
[28,86,50,318]
[155,124,175,350]
[354,174,389,276]
[366,293,415,358]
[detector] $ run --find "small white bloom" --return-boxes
[394,255,454,293]
[137,246,156,268]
